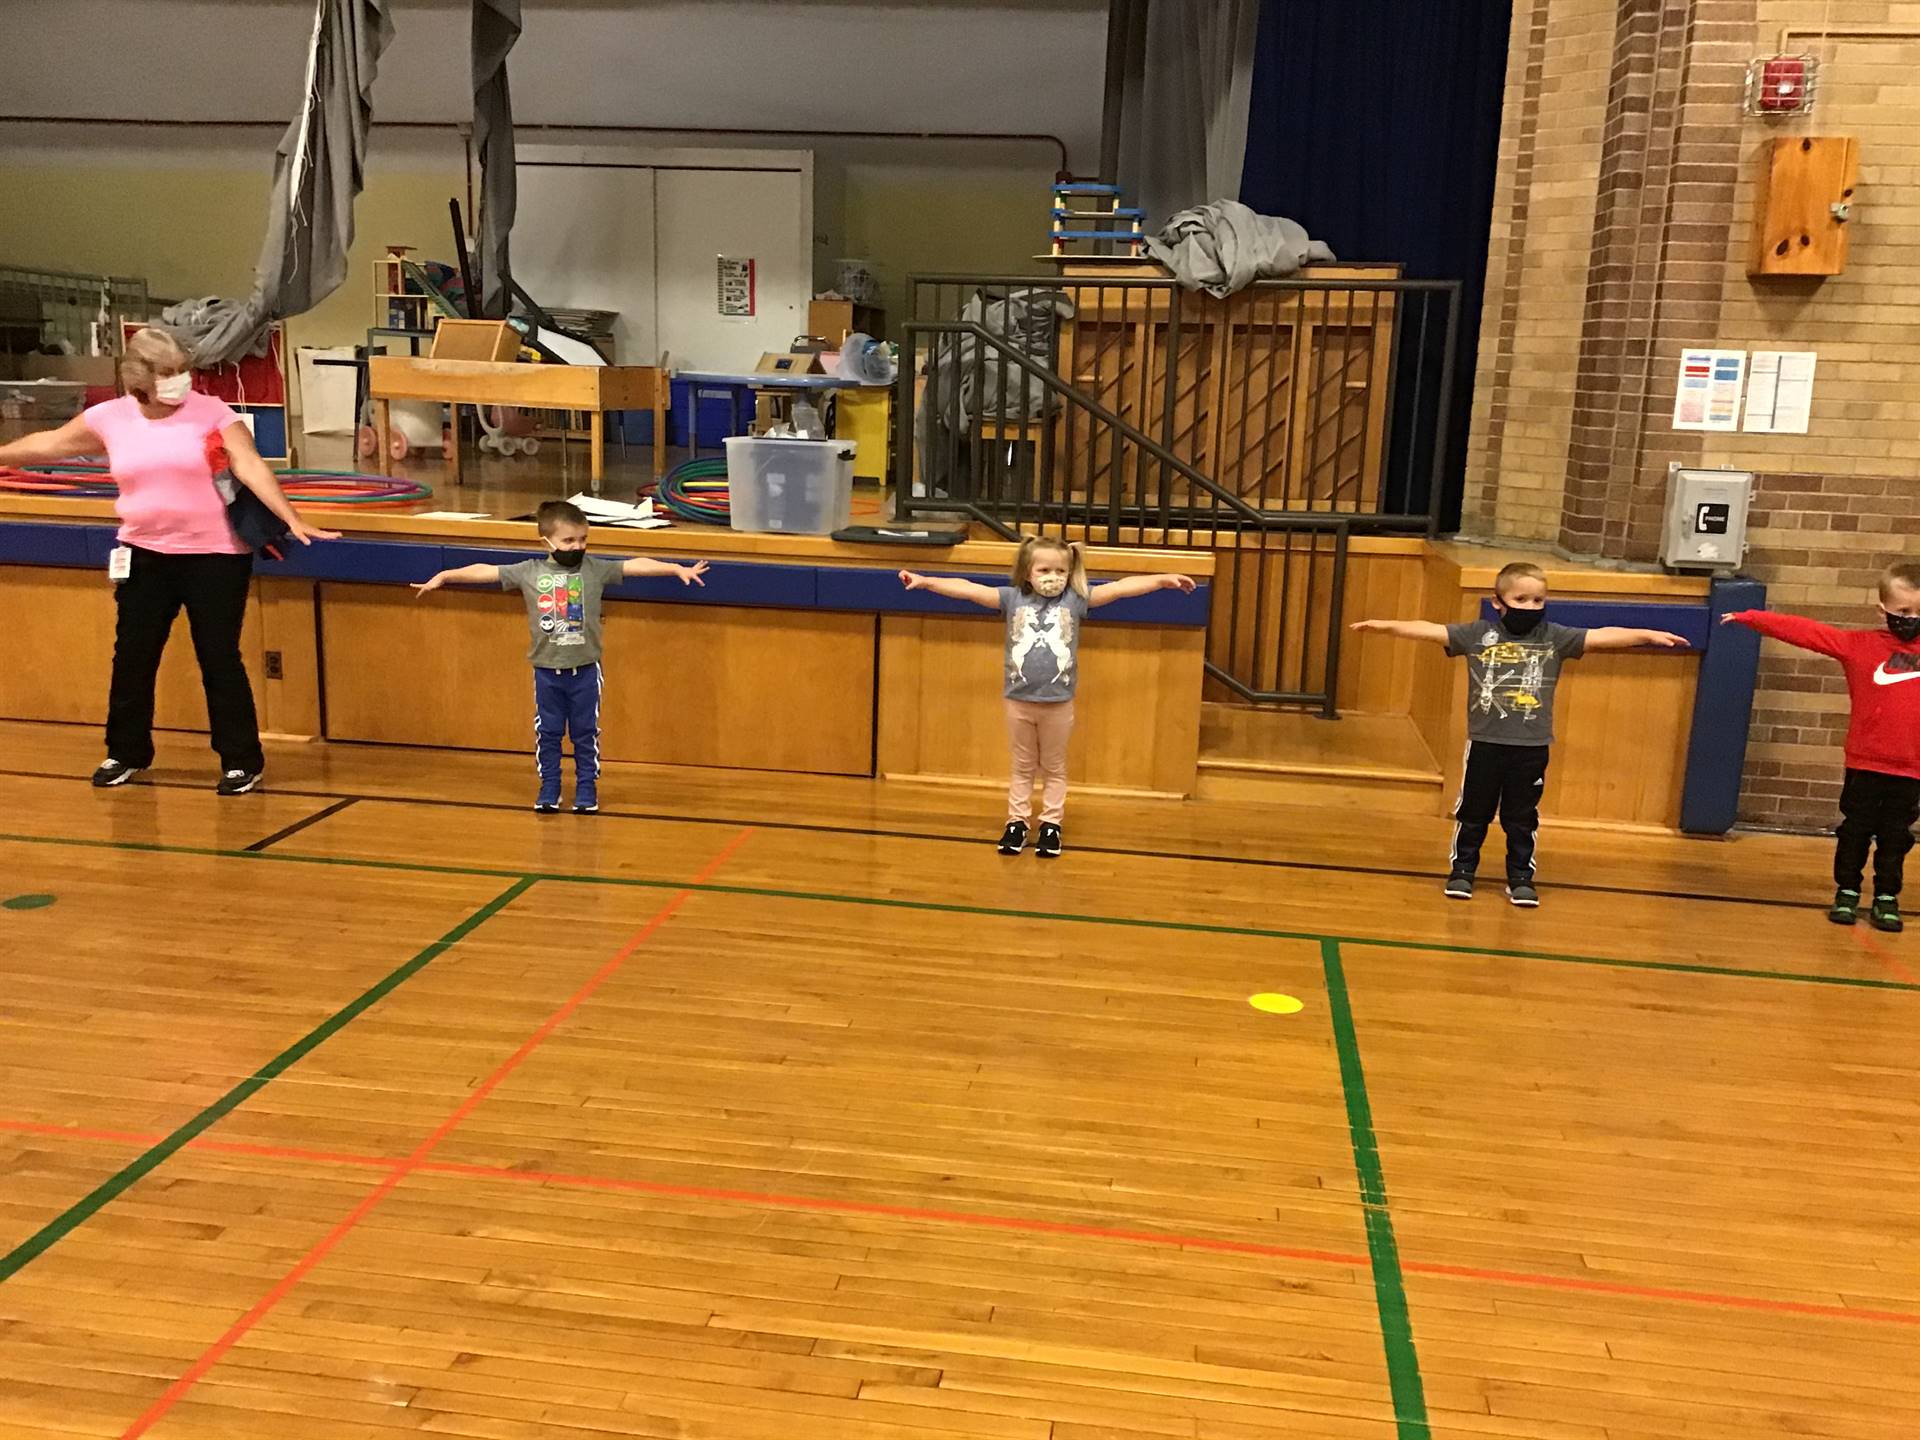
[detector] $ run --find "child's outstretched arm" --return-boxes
[1585,626,1690,651]
[1720,608,1847,657]
[412,563,501,597]
[899,570,1001,608]
[1349,618,1449,645]
[623,556,709,586]
[1087,572,1197,607]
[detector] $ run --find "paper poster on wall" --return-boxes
[1742,350,1817,434]
[1673,348,1746,431]
[717,256,756,317]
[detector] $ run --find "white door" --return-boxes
[513,163,658,365]
[654,166,808,371]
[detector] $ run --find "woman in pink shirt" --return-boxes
[0,327,336,793]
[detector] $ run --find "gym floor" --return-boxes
[1,720,1916,1439]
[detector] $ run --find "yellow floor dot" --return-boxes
[1248,992,1303,1015]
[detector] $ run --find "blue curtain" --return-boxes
[1239,0,1511,528]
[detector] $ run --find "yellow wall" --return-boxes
[841,161,1051,332]
[0,143,467,359]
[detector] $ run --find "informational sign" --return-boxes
[1742,350,1817,434]
[717,256,756,317]
[1673,348,1746,432]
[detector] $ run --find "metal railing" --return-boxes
[0,264,153,358]
[892,273,1460,713]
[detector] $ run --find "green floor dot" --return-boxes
[3,894,56,911]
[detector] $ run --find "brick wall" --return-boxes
[1469,0,1920,828]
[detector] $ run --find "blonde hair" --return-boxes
[1494,560,1548,600]
[121,327,191,405]
[1880,561,1920,602]
[1010,536,1089,598]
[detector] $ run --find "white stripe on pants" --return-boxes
[1006,698,1074,825]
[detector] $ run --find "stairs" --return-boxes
[1196,705,1446,813]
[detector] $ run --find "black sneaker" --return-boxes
[1871,894,1903,933]
[91,759,143,788]
[1506,880,1540,908]
[215,768,262,796]
[1443,872,1474,900]
[1829,888,1861,926]
[534,799,560,815]
[997,820,1028,855]
[1035,823,1063,859]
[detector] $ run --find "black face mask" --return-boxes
[1886,612,1920,643]
[1499,606,1545,637]
[550,548,587,570]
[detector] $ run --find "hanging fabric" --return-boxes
[188,0,395,366]
[472,0,524,320]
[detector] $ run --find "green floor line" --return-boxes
[1321,938,1430,1439]
[0,876,535,1285]
[1,829,1915,993]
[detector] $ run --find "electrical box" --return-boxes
[1661,465,1753,575]
[1750,135,1857,277]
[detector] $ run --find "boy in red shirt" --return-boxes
[1726,560,1920,931]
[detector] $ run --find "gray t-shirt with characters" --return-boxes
[1445,618,1588,745]
[499,555,625,667]
[998,586,1090,702]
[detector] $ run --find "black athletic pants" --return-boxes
[1450,740,1551,881]
[106,546,264,773]
[1834,767,1920,898]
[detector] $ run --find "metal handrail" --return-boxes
[901,318,1269,526]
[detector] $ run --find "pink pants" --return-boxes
[1006,698,1075,824]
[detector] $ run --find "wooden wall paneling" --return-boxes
[877,614,1201,795]
[0,568,271,742]
[256,577,320,739]
[320,588,876,776]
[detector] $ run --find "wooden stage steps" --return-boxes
[1197,703,1447,812]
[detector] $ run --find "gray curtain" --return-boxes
[473,0,523,319]
[1110,0,1261,227]
[187,0,394,366]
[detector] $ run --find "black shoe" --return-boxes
[1035,823,1063,859]
[1829,888,1861,926]
[1871,894,1903,933]
[997,820,1028,855]
[534,800,560,815]
[215,768,262,796]
[91,759,143,788]
[1506,880,1540,908]
[1443,872,1474,900]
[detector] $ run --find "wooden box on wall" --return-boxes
[1750,136,1857,278]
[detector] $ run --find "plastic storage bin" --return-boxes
[724,436,856,535]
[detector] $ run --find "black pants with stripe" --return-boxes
[1834,767,1920,898]
[1451,741,1551,882]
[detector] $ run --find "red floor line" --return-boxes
[9,1112,1916,1333]
[1401,1258,1920,1327]
[117,826,755,1440]
[1853,926,1920,985]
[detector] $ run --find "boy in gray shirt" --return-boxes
[413,501,708,813]
[1351,561,1687,907]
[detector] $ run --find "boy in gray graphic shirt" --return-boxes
[1351,561,1688,907]
[413,501,708,813]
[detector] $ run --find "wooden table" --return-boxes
[368,357,669,491]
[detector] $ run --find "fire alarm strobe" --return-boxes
[1745,54,1818,115]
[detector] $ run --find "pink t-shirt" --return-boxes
[83,391,247,555]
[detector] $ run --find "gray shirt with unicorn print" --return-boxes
[997,586,1089,702]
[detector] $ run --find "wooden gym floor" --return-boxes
[1,720,1917,1439]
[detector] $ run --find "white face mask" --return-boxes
[153,373,193,406]
[1032,573,1068,598]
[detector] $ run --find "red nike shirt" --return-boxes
[1731,610,1920,779]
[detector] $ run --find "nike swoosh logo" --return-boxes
[1872,662,1920,685]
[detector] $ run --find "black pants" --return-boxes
[1451,740,1551,881]
[106,546,263,773]
[1834,768,1920,898]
